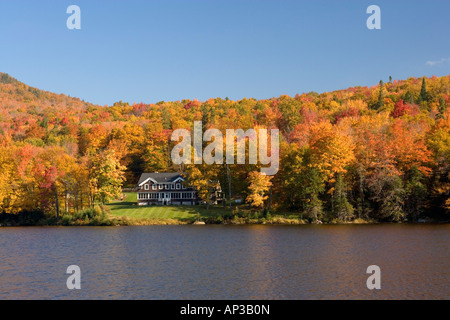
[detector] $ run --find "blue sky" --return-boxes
[0,0,449,105]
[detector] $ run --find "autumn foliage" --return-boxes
[0,73,449,222]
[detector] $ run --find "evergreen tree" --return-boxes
[403,90,414,104]
[438,97,447,117]
[404,167,427,222]
[201,104,210,133]
[162,111,172,130]
[376,80,384,109]
[418,77,430,103]
[209,106,216,125]
[333,173,354,222]
[303,167,325,222]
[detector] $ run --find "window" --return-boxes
[165,184,169,190]
[138,193,149,200]
[183,192,193,199]
[144,184,149,190]
[182,184,186,190]
[158,184,163,190]
[171,184,175,190]
[176,183,181,190]
[152,184,157,190]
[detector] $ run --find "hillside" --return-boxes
[0,73,96,119]
[0,72,449,222]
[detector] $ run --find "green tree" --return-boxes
[368,172,405,222]
[404,166,427,222]
[376,80,384,109]
[438,97,447,118]
[418,77,430,103]
[403,90,414,104]
[279,145,325,221]
[333,173,354,222]
[303,166,325,222]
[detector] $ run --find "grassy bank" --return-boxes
[2,193,432,227]
[107,193,225,223]
[105,193,310,225]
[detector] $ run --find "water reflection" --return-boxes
[0,225,448,299]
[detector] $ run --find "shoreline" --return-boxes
[1,204,447,227]
[0,218,448,227]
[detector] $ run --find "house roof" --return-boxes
[137,172,186,186]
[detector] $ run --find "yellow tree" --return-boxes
[246,171,273,210]
[309,121,355,220]
[184,163,221,210]
[0,139,18,213]
[13,144,41,213]
[309,121,355,182]
[88,149,126,205]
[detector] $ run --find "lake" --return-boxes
[0,224,448,300]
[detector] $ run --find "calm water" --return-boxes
[0,225,448,300]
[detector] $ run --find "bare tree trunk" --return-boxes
[54,185,60,225]
[226,164,232,209]
[65,186,68,215]
[79,188,83,211]
[269,186,273,211]
[75,192,79,212]
[331,192,334,217]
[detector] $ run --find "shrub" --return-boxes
[61,215,73,226]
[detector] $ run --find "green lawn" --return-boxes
[105,193,309,225]
[107,193,231,221]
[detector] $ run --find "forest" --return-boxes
[0,72,449,223]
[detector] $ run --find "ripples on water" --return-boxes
[0,225,448,299]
